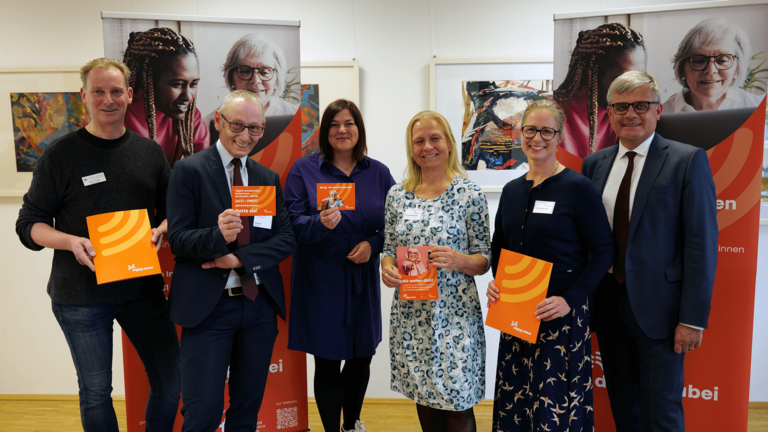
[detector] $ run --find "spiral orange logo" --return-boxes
[499,254,553,303]
[97,210,151,257]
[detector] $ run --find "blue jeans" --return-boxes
[52,289,181,432]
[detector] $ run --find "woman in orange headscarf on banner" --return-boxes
[123,27,210,167]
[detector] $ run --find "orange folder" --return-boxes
[317,183,355,210]
[232,186,277,216]
[485,249,552,343]
[397,246,439,300]
[86,209,162,285]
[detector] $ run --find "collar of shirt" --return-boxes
[216,140,248,188]
[318,154,370,175]
[617,132,653,161]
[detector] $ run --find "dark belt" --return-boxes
[223,286,243,297]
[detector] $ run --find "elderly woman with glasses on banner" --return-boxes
[486,100,613,432]
[381,111,490,432]
[206,34,300,145]
[123,27,210,167]
[665,18,765,112]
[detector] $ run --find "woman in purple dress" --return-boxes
[284,99,395,432]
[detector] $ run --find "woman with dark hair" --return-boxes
[554,23,646,158]
[665,18,763,112]
[284,99,395,432]
[123,27,210,167]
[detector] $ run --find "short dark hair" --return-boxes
[318,99,367,163]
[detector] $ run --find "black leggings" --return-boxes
[416,404,477,432]
[314,355,373,431]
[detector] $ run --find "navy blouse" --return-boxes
[284,153,396,360]
[491,168,614,308]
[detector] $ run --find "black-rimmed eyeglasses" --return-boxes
[686,54,737,71]
[235,65,275,82]
[609,101,659,115]
[221,114,265,136]
[521,126,560,141]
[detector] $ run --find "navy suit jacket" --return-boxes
[582,133,718,339]
[166,146,295,328]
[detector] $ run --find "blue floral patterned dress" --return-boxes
[383,176,491,411]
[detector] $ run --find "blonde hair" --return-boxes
[80,58,131,90]
[402,111,467,192]
[521,99,566,133]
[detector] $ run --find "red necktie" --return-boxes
[613,151,636,285]
[232,158,259,300]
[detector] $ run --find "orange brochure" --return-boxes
[397,246,438,301]
[317,183,355,210]
[86,209,162,285]
[232,186,277,216]
[485,249,552,344]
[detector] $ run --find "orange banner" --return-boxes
[86,209,161,285]
[232,186,277,216]
[316,183,355,210]
[397,246,438,300]
[485,249,552,344]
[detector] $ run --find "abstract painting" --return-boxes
[11,92,89,172]
[461,80,552,171]
[301,84,320,157]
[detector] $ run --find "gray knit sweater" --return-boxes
[16,128,171,304]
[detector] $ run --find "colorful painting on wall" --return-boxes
[461,80,552,171]
[11,92,89,172]
[301,84,320,157]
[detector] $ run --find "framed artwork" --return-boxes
[300,84,320,157]
[0,66,81,196]
[429,58,553,192]
[300,61,359,112]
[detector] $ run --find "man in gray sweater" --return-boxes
[16,58,181,432]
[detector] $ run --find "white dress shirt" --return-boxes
[601,133,702,331]
[215,140,259,288]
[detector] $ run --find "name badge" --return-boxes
[533,201,555,214]
[253,216,272,229]
[82,173,106,186]
[403,209,423,220]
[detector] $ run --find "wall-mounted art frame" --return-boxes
[300,61,360,113]
[0,66,82,197]
[429,58,553,192]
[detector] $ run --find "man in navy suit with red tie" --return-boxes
[582,71,718,432]
[167,90,295,432]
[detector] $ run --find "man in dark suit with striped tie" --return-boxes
[582,71,718,432]
[167,90,295,432]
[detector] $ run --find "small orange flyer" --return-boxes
[485,249,553,343]
[86,209,162,285]
[232,186,277,216]
[397,246,438,301]
[317,183,355,210]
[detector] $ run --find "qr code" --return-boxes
[276,407,298,429]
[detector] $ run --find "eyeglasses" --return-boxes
[235,65,275,82]
[686,54,737,71]
[609,101,659,115]
[521,126,560,141]
[221,114,265,136]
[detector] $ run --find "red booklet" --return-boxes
[485,249,552,343]
[397,246,438,300]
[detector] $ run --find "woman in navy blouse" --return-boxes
[486,99,613,432]
[284,99,395,432]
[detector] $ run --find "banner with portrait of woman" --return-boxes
[101,12,307,432]
[554,2,766,431]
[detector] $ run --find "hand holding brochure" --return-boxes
[86,209,162,285]
[397,245,438,300]
[485,249,552,343]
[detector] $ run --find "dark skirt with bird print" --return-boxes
[492,297,593,432]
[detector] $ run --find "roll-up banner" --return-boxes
[554,3,766,430]
[101,12,308,432]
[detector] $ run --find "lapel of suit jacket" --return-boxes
[593,145,619,193]
[628,133,668,240]
[207,146,233,211]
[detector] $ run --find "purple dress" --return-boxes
[284,153,396,360]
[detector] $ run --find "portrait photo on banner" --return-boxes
[102,18,301,168]
[553,7,768,167]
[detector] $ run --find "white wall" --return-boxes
[1,0,766,402]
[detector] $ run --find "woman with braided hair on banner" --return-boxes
[123,27,210,167]
[554,23,646,159]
